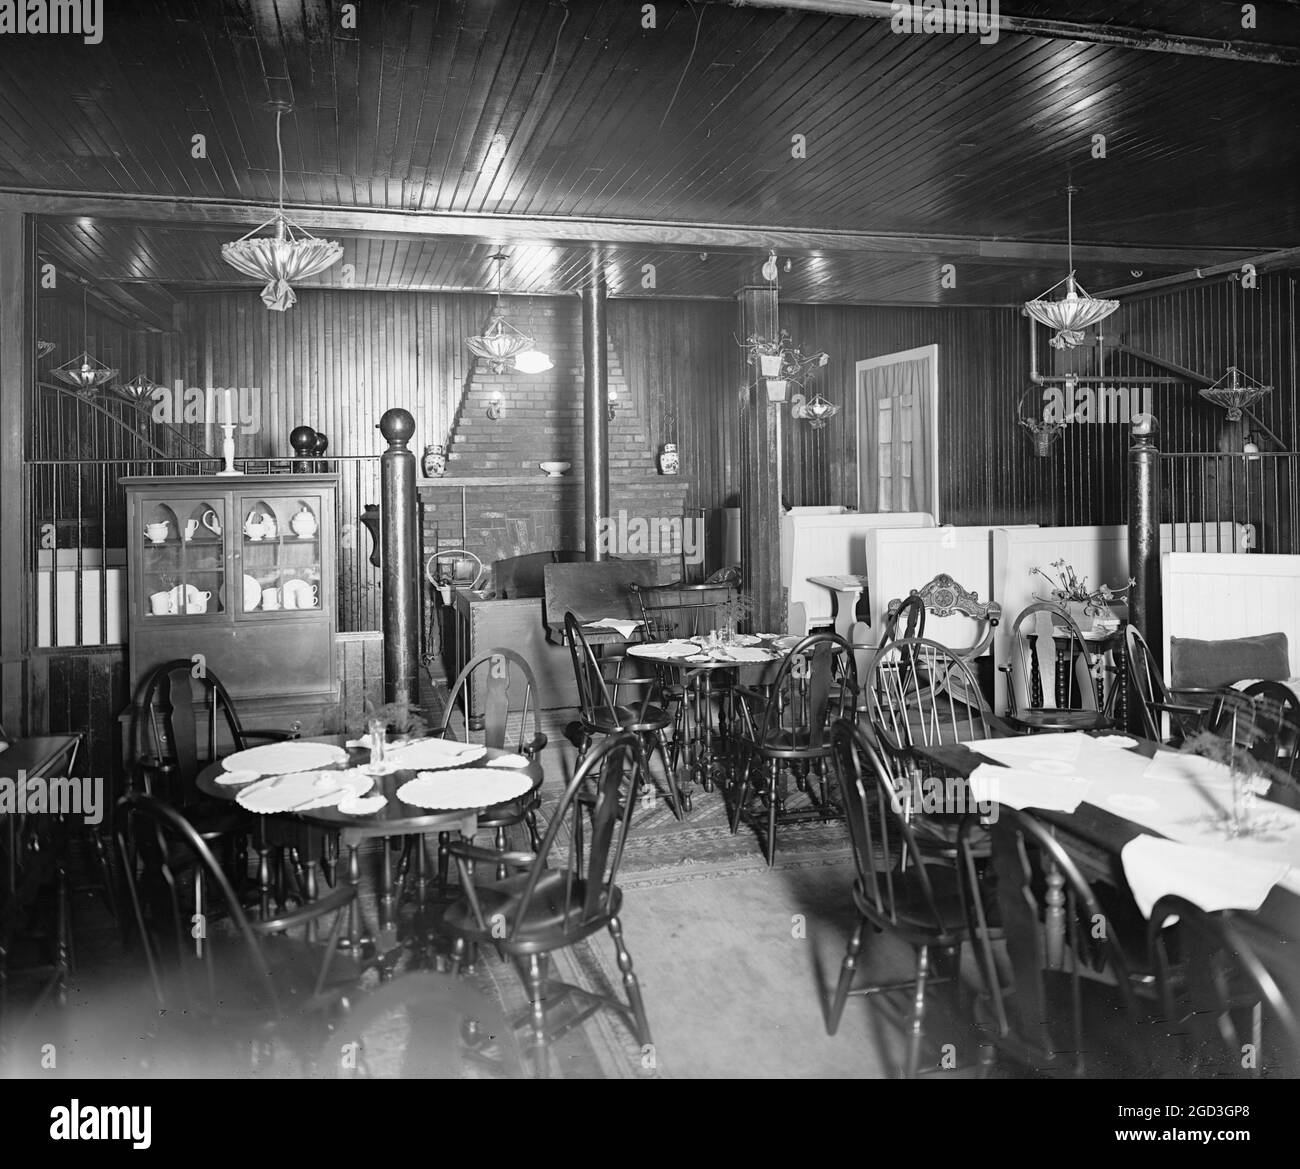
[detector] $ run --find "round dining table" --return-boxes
[197,734,544,969]
[627,634,791,792]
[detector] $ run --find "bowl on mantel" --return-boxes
[539,461,572,478]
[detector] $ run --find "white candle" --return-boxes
[223,389,233,425]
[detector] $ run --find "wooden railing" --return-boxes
[1161,451,1299,555]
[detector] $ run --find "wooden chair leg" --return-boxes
[904,945,931,1079]
[652,731,689,819]
[524,952,551,1079]
[609,915,651,1047]
[827,917,865,1035]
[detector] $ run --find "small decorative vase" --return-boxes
[1064,600,1095,633]
[658,443,679,475]
[423,443,447,477]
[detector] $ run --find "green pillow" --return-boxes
[1169,632,1290,690]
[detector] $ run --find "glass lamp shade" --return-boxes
[512,348,553,374]
[467,314,536,372]
[53,351,117,394]
[37,340,55,359]
[118,373,160,406]
[803,393,838,429]
[221,213,344,311]
[1024,274,1119,349]
[1198,366,1271,422]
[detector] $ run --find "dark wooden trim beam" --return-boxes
[0,191,1253,270]
[0,210,32,732]
[1098,247,1300,298]
[720,1,1300,65]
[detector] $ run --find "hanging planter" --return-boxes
[766,378,790,402]
[757,353,783,377]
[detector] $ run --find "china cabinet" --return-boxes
[121,474,339,728]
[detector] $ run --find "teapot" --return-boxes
[201,508,222,535]
[243,511,272,540]
[290,505,318,539]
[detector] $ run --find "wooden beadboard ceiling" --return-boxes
[5,0,1298,318]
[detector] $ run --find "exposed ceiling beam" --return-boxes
[2,190,1254,270]
[1098,246,1300,297]
[720,1,1300,65]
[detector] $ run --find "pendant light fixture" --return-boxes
[1024,185,1119,350]
[52,283,117,395]
[221,103,343,311]
[1200,286,1273,422]
[119,373,161,408]
[37,340,55,359]
[466,252,539,373]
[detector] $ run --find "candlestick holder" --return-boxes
[216,421,243,476]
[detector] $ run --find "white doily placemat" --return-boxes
[631,641,697,659]
[397,768,533,811]
[338,793,387,815]
[221,741,350,777]
[236,769,373,814]
[386,739,487,769]
[214,768,261,786]
[487,754,531,769]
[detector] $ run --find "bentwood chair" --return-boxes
[436,648,548,870]
[826,720,970,1077]
[1238,681,1300,782]
[1124,625,1233,745]
[439,732,651,1078]
[129,660,320,917]
[115,792,356,1072]
[1000,602,1112,733]
[863,636,1014,783]
[729,632,857,865]
[565,610,688,817]
[1148,897,1300,1078]
[957,808,1145,1077]
[629,578,739,771]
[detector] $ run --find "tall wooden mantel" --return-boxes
[737,286,784,634]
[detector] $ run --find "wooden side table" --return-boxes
[1051,625,1127,726]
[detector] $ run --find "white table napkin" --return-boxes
[584,618,642,638]
[969,763,1092,813]
[972,733,1086,767]
[1121,834,1291,918]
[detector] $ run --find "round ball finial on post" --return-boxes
[379,408,416,449]
[290,425,318,473]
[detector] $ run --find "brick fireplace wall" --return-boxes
[419,296,690,587]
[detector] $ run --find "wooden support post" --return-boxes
[0,211,33,733]
[1128,416,1162,666]
[737,286,784,633]
[379,409,419,706]
[582,273,610,561]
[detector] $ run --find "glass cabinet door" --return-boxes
[236,492,326,614]
[138,497,228,618]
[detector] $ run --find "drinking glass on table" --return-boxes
[367,718,388,768]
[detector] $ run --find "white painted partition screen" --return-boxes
[1162,553,1300,682]
[780,507,934,631]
